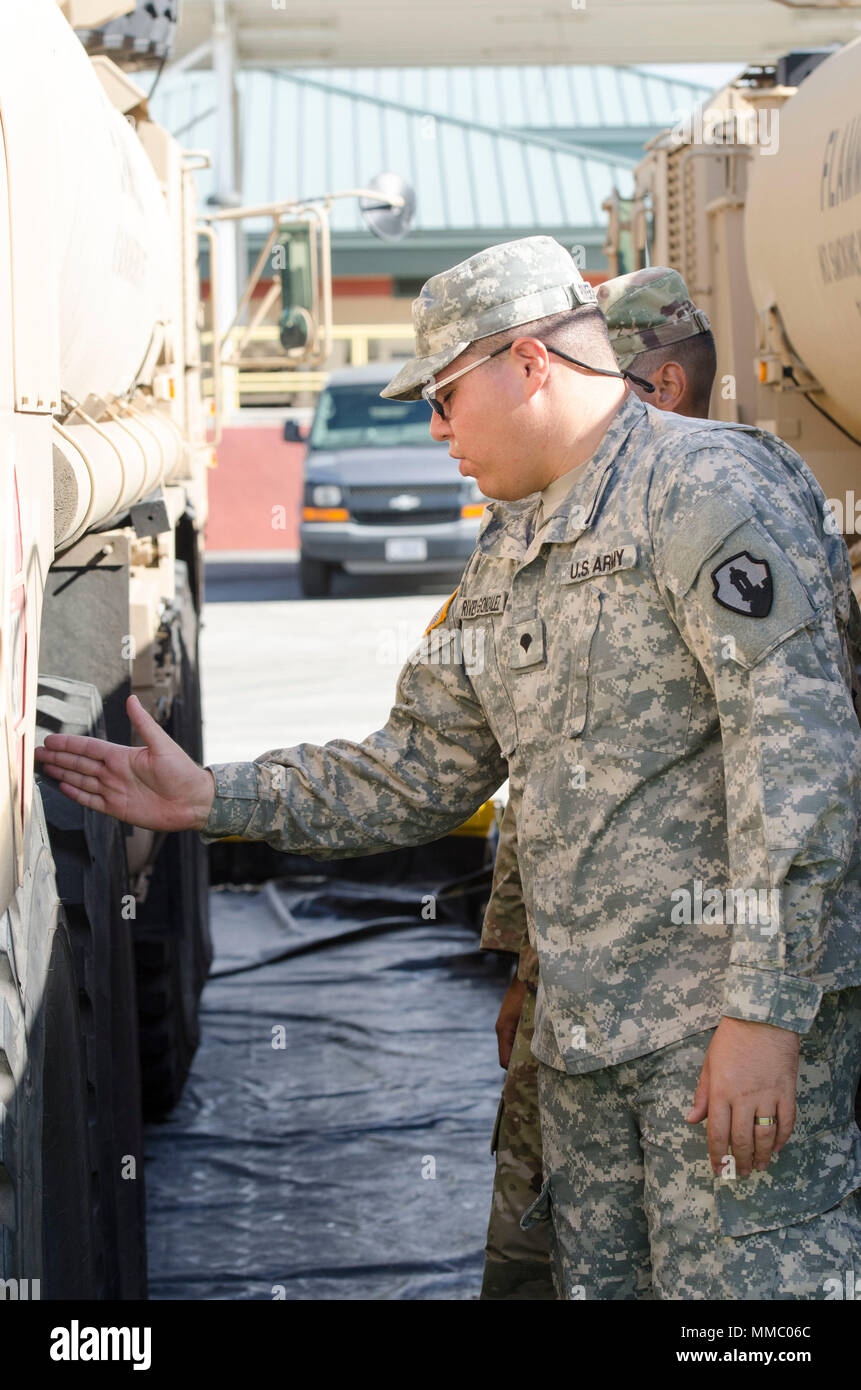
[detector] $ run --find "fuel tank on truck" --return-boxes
[744,37,861,444]
[2,0,173,407]
[1,0,183,546]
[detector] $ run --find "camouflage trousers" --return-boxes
[523,987,861,1300]
[480,987,556,1300]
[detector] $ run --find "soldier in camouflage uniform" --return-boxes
[596,265,715,414]
[479,266,718,1301]
[35,236,861,1299]
[480,786,550,1299]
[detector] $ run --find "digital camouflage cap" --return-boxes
[380,236,597,401]
[597,266,711,371]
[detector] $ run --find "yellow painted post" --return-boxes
[351,330,369,366]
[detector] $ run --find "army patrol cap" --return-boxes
[380,236,598,401]
[596,267,711,371]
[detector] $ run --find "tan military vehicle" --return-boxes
[604,39,861,587]
[0,0,416,1302]
[0,0,214,1298]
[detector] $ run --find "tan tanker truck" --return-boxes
[0,0,214,1299]
[604,37,861,1135]
[0,0,413,1302]
[604,37,861,581]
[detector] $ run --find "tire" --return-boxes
[134,561,211,1120]
[40,916,102,1297]
[0,784,101,1298]
[34,676,147,1299]
[299,553,334,598]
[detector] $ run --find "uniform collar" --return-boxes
[476,391,646,559]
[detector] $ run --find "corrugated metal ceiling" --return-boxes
[152,64,712,233]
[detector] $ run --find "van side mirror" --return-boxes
[283,419,303,443]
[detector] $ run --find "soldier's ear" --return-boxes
[654,361,686,411]
[510,337,552,392]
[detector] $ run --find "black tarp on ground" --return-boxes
[142,867,513,1300]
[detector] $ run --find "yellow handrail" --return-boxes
[201,323,415,345]
[203,322,417,404]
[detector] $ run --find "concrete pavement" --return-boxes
[200,555,463,765]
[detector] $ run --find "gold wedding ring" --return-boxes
[754,1117,776,1126]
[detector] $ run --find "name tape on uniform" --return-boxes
[460,592,507,619]
[563,544,637,584]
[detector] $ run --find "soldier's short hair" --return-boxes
[630,331,717,415]
[474,304,618,373]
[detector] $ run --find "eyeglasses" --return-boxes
[422,342,512,420]
[421,339,632,420]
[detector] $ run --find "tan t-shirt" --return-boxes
[533,457,589,536]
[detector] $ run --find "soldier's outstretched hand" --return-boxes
[34,693,215,833]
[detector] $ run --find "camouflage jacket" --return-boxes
[199,392,861,1074]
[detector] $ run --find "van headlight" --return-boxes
[461,479,486,519]
[311,485,343,507]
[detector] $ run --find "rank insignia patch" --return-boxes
[508,617,546,669]
[711,551,773,618]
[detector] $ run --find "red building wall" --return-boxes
[205,430,304,553]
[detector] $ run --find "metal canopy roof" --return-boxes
[174,0,861,68]
[153,64,712,238]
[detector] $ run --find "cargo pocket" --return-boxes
[520,1175,552,1230]
[461,616,518,757]
[715,1122,861,1238]
[563,584,601,738]
[717,987,861,1237]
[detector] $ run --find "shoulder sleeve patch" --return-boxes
[690,518,819,668]
[711,551,773,618]
[424,587,459,636]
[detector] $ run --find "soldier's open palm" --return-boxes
[33,694,213,833]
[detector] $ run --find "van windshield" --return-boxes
[308,383,440,450]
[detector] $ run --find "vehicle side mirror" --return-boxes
[283,419,303,443]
